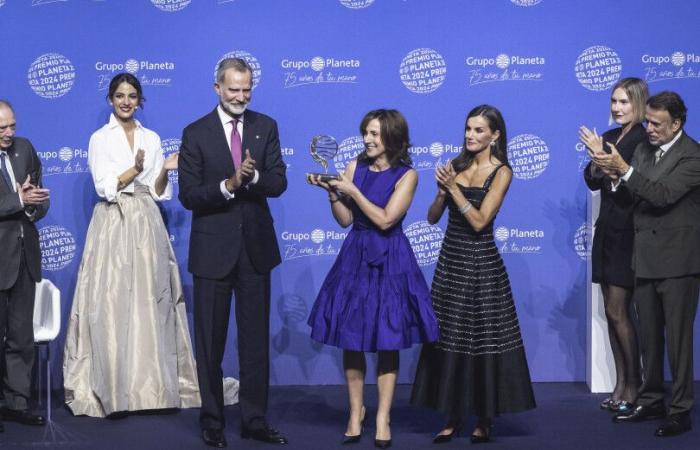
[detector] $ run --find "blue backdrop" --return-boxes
[1,0,699,386]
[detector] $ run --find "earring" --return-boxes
[490,141,496,147]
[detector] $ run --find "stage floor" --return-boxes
[1,383,697,449]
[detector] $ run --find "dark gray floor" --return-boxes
[1,383,698,449]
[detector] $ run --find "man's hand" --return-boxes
[225,149,256,192]
[591,142,629,176]
[17,175,49,205]
[134,148,146,173]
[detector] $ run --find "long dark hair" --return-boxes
[106,73,146,108]
[452,104,508,172]
[357,109,412,167]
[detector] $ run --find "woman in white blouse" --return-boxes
[63,73,200,417]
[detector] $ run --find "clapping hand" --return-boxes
[134,148,145,173]
[591,142,629,177]
[226,149,256,192]
[579,126,604,155]
[163,152,178,171]
[17,175,49,205]
[435,160,457,193]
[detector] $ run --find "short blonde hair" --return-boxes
[611,77,649,124]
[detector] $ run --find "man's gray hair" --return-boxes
[0,99,13,112]
[216,58,252,83]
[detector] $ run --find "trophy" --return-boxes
[306,135,340,182]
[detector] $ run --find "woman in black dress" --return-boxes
[579,77,649,412]
[411,105,535,444]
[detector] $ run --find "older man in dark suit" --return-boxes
[0,100,50,431]
[178,58,287,448]
[593,91,700,437]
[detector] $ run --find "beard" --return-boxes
[222,101,247,116]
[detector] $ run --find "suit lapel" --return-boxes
[653,134,688,179]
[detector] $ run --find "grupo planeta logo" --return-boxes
[405,220,444,267]
[399,48,447,94]
[280,228,348,261]
[151,0,191,12]
[465,52,545,87]
[574,45,622,91]
[214,50,262,89]
[494,225,544,254]
[28,53,76,99]
[39,225,77,271]
[507,134,549,180]
[409,141,462,172]
[642,50,700,83]
[281,55,360,88]
[339,0,375,9]
[37,146,88,176]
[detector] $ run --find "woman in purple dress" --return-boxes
[307,109,438,448]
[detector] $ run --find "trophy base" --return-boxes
[306,172,340,182]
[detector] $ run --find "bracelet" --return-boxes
[459,201,472,214]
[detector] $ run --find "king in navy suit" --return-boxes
[178,58,287,448]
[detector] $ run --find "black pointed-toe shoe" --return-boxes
[432,425,460,444]
[241,425,288,444]
[202,428,227,448]
[374,438,392,448]
[0,408,46,426]
[655,414,691,437]
[613,404,666,423]
[342,433,361,444]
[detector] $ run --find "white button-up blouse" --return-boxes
[87,114,171,203]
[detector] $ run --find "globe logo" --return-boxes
[399,48,447,94]
[429,142,444,158]
[161,138,181,184]
[58,147,73,162]
[215,50,262,89]
[574,45,622,91]
[310,229,325,244]
[671,51,686,67]
[511,0,543,5]
[124,59,140,74]
[310,57,325,72]
[339,0,375,9]
[495,54,510,69]
[151,0,191,12]
[335,135,365,172]
[0,1,6,7]
[507,134,550,180]
[574,222,591,260]
[27,53,76,99]
[495,226,510,242]
[39,225,77,271]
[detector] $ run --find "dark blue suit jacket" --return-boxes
[178,108,287,279]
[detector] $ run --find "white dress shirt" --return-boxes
[88,114,172,203]
[216,106,259,200]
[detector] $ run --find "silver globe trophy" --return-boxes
[306,135,339,182]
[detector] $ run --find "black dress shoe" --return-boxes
[600,397,616,410]
[202,428,227,448]
[241,425,288,444]
[655,414,691,437]
[374,438,392,448]
[432,425,461,444]
[342,434,361,444]
[0,408,46,426]
[613,404,666,423]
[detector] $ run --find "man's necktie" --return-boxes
[230,118,242,169]
[654,147,664,165]
[0,152,14,190]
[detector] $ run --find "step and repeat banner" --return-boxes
[1,0,699,385]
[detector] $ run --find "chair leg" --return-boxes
[46,344,51,423]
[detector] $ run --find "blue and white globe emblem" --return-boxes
[125,59,140,74]
[495,54,510,69]
[151,0,191,12]
[310,57,325,72]
[495,226,510,242]
[339,0,375,9]
[671,51,686,66]
[59,147,73,162]
[429,142,444,158]
[310,229,325,244]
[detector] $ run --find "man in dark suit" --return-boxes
[0,100,50,431]
[593,91,700,437]
[178,58,287,448]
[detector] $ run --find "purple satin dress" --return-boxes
[308,161,439,351]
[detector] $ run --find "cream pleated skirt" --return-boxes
[63,185,201,417]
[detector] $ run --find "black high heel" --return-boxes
[432,421,462,444]
[470,419,491,444]
[374,438,392,449]
[342,407,365,445]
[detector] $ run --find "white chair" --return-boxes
[33,278,61,422]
